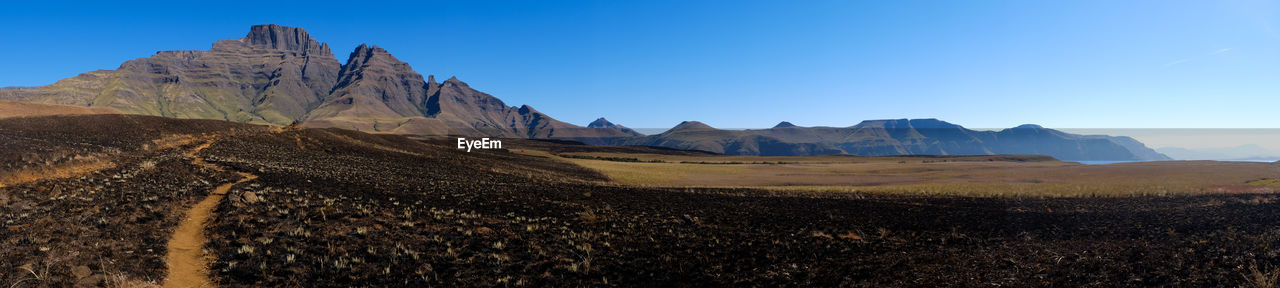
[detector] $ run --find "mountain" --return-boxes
[535,117,644,145]
[0,24,340,124]
[588,118,642,136]
[669,121,716,132]
[0,24,624,140]
[1157,145,1280,161]
[0,24,1174,161]
[622,119,1171,161]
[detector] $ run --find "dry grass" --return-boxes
[106,274,161,288]
[146,134,203,151]
[1249,179,1280,187]
[559,159,754,186]
[557,153,1280,197]
[0,100,118,119]
[763,182,1276,198]
[324,130,424,157]
[0,156,116,187]
[1242,263,1280,288]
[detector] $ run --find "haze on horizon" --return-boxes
[1,1,1277,139]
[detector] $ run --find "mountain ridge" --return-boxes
[0,25,1171,161]
[0,24,626,139]
[623,118,1171,161]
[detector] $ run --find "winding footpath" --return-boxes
[163,137,256,288]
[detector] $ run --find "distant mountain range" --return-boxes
[0,24,1169,161]
[620,120,1170,161]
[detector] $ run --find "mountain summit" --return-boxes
[587,118,641,136]
[667,121,715,132]
[244,24,332,55]
[0,25,626,139]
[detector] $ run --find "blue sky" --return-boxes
[2,0,1278,129]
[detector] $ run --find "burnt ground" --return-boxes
[4,114,1280,287]
[0,115,255,286]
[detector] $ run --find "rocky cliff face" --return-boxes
[0,25,624,139]
[301,44,434,133]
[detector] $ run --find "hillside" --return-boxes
[0,25,631,139]
[622,119,1171,161]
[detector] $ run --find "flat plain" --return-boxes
[542,150,1280,197]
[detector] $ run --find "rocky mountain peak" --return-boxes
[442,76,470,87]
[517,104,539,115]
[347,43,394,59]
[336,44,411,80]
[245,24,331,56]
[588,118,615,128]
[773,121,798,128]
[586,118,642,137]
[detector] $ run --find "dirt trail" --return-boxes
[163,137,256,288]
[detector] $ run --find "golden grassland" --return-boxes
[0,100,118,119]
[518,150,1280,197]
[0,156,117,188]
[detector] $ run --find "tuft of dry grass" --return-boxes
[1242,263,1280,288]
[138,160,156,170]
[147,134,202,151]
[578,209,600,224]
[105,273,160,288]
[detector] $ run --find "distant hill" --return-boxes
[0,24,627,140]
[621,119,1171,161]
[1157,145,1280,161]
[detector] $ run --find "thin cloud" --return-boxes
[1163,59,1191,67]
[1165,48,1234,68]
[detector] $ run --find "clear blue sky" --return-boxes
[2,0,1278,129]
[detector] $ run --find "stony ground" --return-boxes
[4,115,1280,287]
[0,115,251,287]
